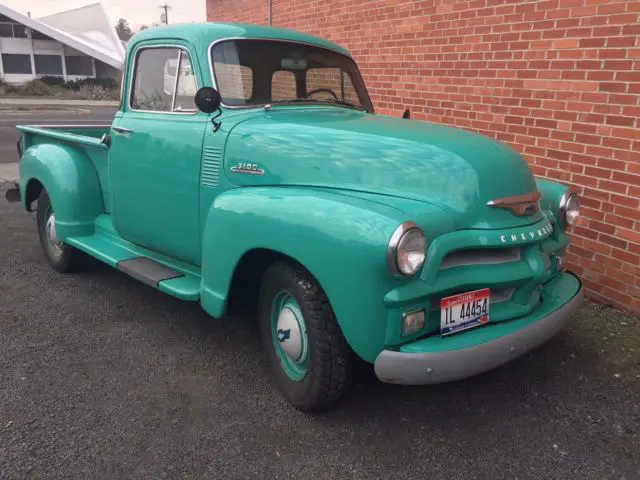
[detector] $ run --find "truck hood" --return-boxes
[223,107,543,230]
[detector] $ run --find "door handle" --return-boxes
[112,126,134,134]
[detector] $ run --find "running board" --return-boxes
[117,257,185,288]
[64,214,201,301]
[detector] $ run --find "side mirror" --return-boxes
[194,87,222,114]
[402,109,411,119]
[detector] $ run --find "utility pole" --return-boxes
[159,4,171,24]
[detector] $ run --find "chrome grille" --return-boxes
[439,247,521,271]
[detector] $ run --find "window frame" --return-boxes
[207,37,375,113]
[1,53,33,74]
[34,54,64,76]
[64,55,94,76]
[127,43,200,116]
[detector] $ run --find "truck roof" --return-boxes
[128,22,352,58]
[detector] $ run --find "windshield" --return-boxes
[210,39,374,112]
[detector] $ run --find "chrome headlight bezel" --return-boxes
[559,190,580,228]
[387,222,426,277]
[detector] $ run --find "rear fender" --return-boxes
[200,187,407,362]
[19,142,104,241]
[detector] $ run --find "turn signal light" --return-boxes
[402,310,425,336]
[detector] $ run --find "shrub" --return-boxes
[0,76,120,99]
[65,77,119,91]
[38,76,67,87]
[18,80,54,96]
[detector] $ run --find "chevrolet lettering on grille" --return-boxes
[500,221,553,244]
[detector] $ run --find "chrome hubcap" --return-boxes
[271,291,309,381]
[277,306,304,362]
[45,209,63,257]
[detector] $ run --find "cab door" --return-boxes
[108,43,207,266]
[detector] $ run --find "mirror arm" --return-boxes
[211,108,222,132]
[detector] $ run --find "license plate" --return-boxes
[440,288,490,337]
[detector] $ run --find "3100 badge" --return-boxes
[440,288,490,336]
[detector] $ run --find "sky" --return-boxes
[2,0,206,30]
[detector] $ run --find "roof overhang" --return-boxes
[0,2,124,69]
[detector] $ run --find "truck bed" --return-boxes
[16,123,113,212]
[16,124,112,149]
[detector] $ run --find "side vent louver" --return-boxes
[202,147,222,187]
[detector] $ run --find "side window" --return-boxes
[130,46,198,113]
[271,71,296,101]
[131,47,179,112]
[173,53,198,112]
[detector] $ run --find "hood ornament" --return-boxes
[487,191,541,217]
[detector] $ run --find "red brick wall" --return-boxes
[207,0,267,25]
[208,0,640,312]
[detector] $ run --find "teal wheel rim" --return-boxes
[271,290,309,381]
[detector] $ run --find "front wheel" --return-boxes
[258,261,353,411]
[36,189,87,273]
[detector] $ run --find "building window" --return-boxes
[1,54,32,74]
[34,55,63,76]
[0,22,27,38]
[65,56,93,76]
[13,24,27,38]
[0,23,13,38]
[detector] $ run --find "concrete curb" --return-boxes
[0,163,19,184]
[0,98,119,107]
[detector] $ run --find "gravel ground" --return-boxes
[1,183,639,480]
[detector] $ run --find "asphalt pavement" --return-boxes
[0,111,639,479]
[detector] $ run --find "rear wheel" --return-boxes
[36,189,87,273]
[258,260,353,412]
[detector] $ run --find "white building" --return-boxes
[0,1,125,84]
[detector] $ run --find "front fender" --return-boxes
[19,142,104,240]
[535,177,572,229]
[200,187,419,362]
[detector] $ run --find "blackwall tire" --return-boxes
[258,260,353,412]
[36,189,87,273]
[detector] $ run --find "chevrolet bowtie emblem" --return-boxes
[487,191,541,217]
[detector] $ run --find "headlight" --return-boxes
[388,222,426,276]
[559,190,580,228]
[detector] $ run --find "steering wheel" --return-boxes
[305,88,339,100]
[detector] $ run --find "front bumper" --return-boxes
[374,272,584,385]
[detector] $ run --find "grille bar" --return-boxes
[439,247,521,271]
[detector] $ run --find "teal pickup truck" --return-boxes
[6,22,583,411]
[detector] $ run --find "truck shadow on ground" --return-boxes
[83,257,609,420]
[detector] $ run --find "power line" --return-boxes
[158,4,172,24]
